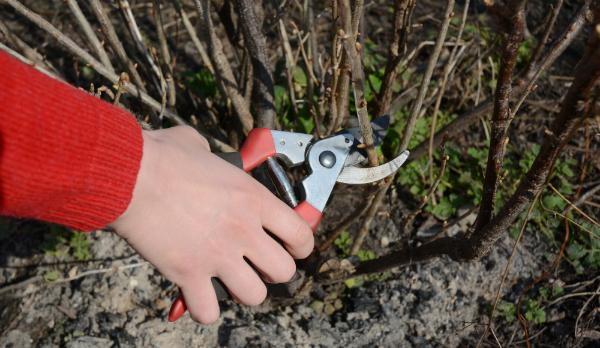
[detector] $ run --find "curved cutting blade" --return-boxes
[340,115,391,167]
[336,150,410,185]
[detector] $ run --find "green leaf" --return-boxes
[497,301,516,323]
[543,195,565,211]
[44,270,60,282]
[344,276,364,288]
[293,66,307,88]
[430,197,455,220]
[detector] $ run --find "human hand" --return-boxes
[110,126,314,324]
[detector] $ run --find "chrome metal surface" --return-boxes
[337,150,410,184]
[299,134,353,211]
[319,151,336,168]
[272,131,314,167]
[266,157,298,207]
[341,115,390,167]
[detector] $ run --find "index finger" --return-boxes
[257,186,314,259]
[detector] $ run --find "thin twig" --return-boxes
[477,193,540,348]
[550,183,600,228]
[119,0,167,119]
[428,0,470,184]
[194,0,254,134]
[173,0,214,74]
[409,0,593,161]
[399,0,455,153]
[66,0,115,73]
[0,261,148,298]
[88,0,147,90]
[153,0,176,108]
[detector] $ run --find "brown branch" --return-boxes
[428,0,470,184]
[152,0,176,108]
[375,0,416,117]
[348,0,455,258]
[118,0,167,119]
[409,0,593,160]
[332,0,352,132]
[194,0,254,134]
[341,30,378,166]
[399,0,455,153]
[527,0,564,73]
[173,0,214,74]
[233,0,276,129]
[474,0,527,230]
[88,0,147,91]
[66,0,115,74]
[354,17,600,275]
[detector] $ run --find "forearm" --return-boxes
[0,51,143,230]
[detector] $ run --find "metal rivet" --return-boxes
[298,141,303,147]
[319,151,336,169]
[280,139,286,146]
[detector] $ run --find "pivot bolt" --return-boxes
[319,151,336,168]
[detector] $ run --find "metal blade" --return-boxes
[337,150,410,185]
[341,114,390,145]
[340,115,390,167]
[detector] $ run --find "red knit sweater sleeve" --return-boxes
[0,51,143,231]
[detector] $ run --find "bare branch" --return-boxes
[88,0,147,91]
[118,0,167,119]
[234,0,276,129]
[173,0,214,74]
[152,0,176,108]
[409,0,593,160]
[428,0,470,183]
[399,0,455,153]
[194,0,254,134]
[66,0,115,74]
[474,0,527,230]
[353,13,600,275]
[375,0,416,117]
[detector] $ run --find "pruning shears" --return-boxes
[168,115,409,322]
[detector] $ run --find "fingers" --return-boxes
[180,277,220,324]
[258,188,314,259]
[218,261,267,306]
[245,233,296,283]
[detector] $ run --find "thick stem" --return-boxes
[234,0,276,129]
[194,0,254,134]
[474,0,527,230]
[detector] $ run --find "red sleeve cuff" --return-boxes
[0,51,143,231]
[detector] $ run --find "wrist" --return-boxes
[109,130,162,235]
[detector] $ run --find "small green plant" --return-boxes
[497,301,516,323]
[41,225,90,261]
[185,70,218,99]
[333,231,353,257]
[523,299,546,325]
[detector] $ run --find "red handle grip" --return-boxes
[294,201,323,231]
[168,294,187,322]
[239,128,276,172]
